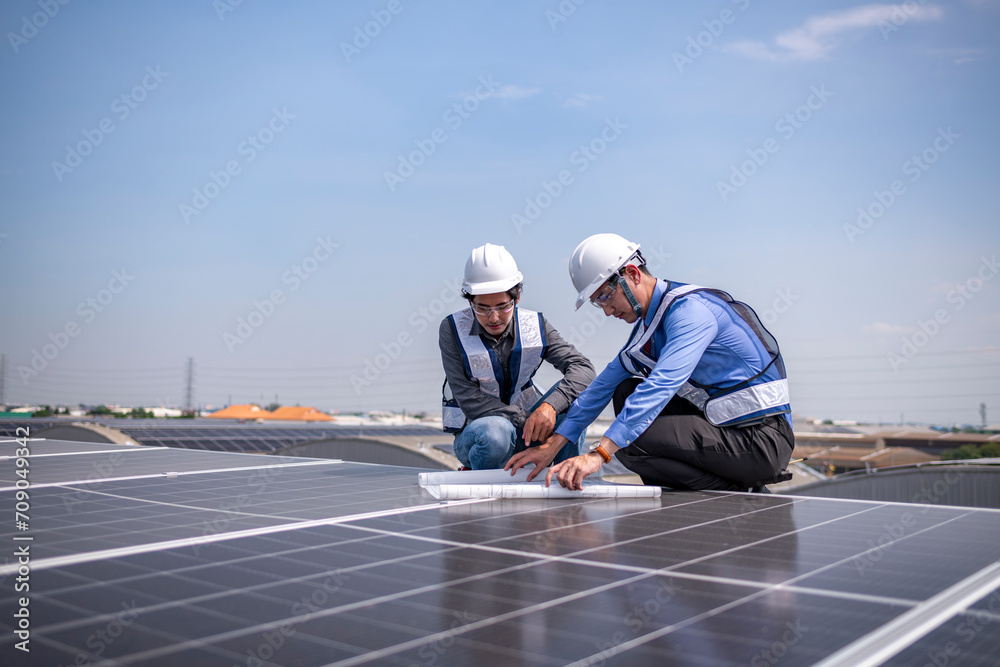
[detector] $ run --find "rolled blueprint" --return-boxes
[417,466,536,487]
[422,483,661,500]
[417,466,660,500]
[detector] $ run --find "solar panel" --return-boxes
[0,448,300,487]
[0,440,134,457]
[3,438,999,665]
[54,422,447,458]
[0,422,55,439]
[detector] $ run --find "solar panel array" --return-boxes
[0,421,57,438]
[2,437,1000,665]
[116,424,446,453]
[0,419,449,455]
[117,426,330,454]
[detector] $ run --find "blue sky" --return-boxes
[1,0,997,426]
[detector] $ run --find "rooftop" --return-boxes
[3,435,1000,665]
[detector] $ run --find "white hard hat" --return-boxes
[462,243,524,295]
[569,233,643,310]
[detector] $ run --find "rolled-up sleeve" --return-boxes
[539,316,596,414]
[603,298,718,448]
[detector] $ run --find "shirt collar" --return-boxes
[643,279,670,326]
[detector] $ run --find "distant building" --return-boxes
[208,404,273,420]
[148,407,183,418]
[792,444,937,474]
[264,406,334,422]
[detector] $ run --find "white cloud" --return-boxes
[864,322,916,336]
[926,47,987,64]
[492,85,541,101]
[562,93,602,109]
[726,4,944,62]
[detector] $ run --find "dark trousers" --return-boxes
[612,378,794,491]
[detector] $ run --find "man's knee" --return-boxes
[460,416,516,468]
[465,416,516,443]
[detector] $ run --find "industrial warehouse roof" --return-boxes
[790,426,1000,449]
[2,437,1000,665]
[792,444,939,469]
[786,460,1000,509]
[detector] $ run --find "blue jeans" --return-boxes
[453,396,588,470]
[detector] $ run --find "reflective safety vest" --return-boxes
[618,283,790,427]
[442,307,547,433]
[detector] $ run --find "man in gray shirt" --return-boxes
[440,243,596,470]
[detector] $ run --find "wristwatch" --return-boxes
[590,442,612,463]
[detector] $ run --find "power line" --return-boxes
[796,407,986,416]
[784,349,1000,362]
[793,393,1000,401]
[788,362,1000,374]
[792,376,1000,386]
[4,365,184,374]
[199,358,443,373]
[7,354,996,424]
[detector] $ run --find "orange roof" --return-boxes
[208,404,273,420]
[263,406,334,422]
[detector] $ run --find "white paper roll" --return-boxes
[421,482,661,500]
[417,466,536,487]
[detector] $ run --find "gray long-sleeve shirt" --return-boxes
[439,309,596,432]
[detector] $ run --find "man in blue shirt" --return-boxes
[507,233,793,492]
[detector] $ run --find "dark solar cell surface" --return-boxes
[0,439,131,456]
[0,448,316,487]
[116,426,448,455]
[2,439,999,665]
[0,421,58,437]
[1,419,449,457]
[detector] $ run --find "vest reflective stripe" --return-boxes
[619,282,790,427]
[451,309,500,398]
[442,404,466,432]
[704,378,789,426]
[619,284,703,376]
[444,307,546,430]
[511,310,545,410]
[441,379,466,432]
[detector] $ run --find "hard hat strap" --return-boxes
[618,249,645,318]
[619,274,643,319]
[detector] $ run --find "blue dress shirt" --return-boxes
[555,279,790,449]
